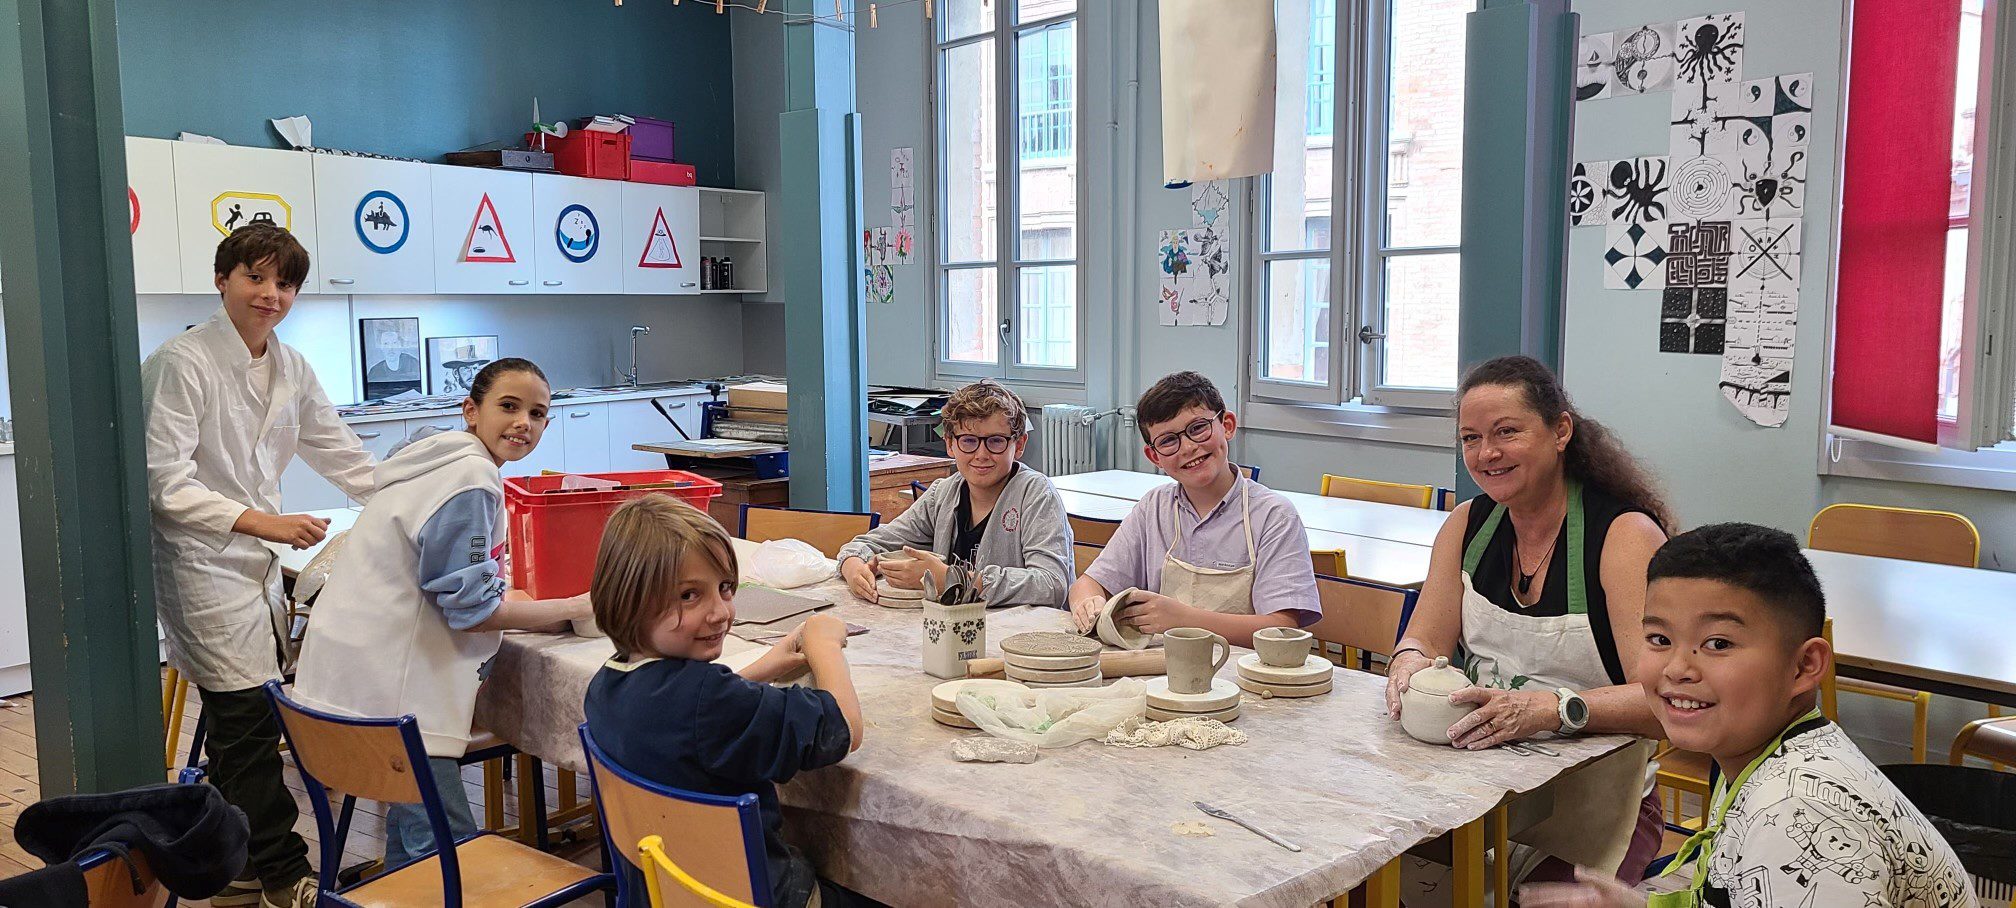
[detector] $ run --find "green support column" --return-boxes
[1453,0,1576,497]
[0,0,165,793]
[780,0,869,512]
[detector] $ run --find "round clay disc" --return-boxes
[876,580,926,601]
[1004,662,1102,683]
[1019,675,1106,689]
[1000,631,1101,659]
[1144,676,1242,712]
[1235,653,1335,685]
[1002,650,1101,671]
[1146,703,1241,723]
[930,678,1033,714]
[877,595,925,610]
[1234,675,1334,699]
[931,708,980,729]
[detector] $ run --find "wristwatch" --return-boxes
[1555,687,1590,734]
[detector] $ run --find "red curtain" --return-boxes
[1830,0,1961,445]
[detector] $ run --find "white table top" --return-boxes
[1805,548,2016,706]
[1052,470,1451,547]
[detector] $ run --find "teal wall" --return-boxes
[114,0,737,186]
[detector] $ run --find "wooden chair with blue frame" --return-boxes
[1073,541,1103,577]
[262,681,611,907]
[1233,463,1261,481]
[1318,473,1437,510]
[1436,487,1458,511]
[1068,513,1121,546]
[1307,573,1416,674]
[581,723,774,908]
[738,503,881,560]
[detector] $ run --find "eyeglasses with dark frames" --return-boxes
[1147,412,1224,456]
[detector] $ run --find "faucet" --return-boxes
[624,325,653,388]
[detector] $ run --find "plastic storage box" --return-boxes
[504,469,723,597]
[630,160,697,186]
[628,116,677,162]
[527,131,631,180]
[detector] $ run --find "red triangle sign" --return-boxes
[460,194,516,263]
[637,207,682,269]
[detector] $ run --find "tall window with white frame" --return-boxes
[937,0,1081,380]
[1254,0,1469,409]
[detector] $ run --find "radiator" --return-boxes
[1039,404,1103,476]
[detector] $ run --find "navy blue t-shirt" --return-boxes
[584,655,852,908]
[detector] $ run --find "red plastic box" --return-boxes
[527,130,631,180]
[628,116,678,163]
[630,160,697,186]
[503,469,723,598]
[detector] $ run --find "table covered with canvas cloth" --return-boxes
[473,573,1637,907]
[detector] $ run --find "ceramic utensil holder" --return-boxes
[922,600,987,679]
[1251,626,1313,667]
[1163,627,1230,695]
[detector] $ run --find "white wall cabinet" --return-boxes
[560,404,613,474]
[312,156,437,295]
[126,137,183,294]
[171,142,320,294]
[431,166,535,294]
[277,418,409,512]
[606,392,707,472]
[619,183,701,295]
[532,174,624,295]
[0,455,29,696]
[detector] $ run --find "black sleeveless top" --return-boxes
[1461,484,1652,686]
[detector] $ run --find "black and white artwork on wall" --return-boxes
[1662,287,1729,355]
[1666,221,1734,289]
[1570,161,1611,227]
[359,317,421,401]
[1605,156,1671,226]
[426,335,499,396]
[1605,221,1670,291]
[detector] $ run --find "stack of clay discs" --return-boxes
[1233,653,1335,699]
[875,580,926,609]
[1144,676,1243,723]
[929,678,1031,729]
[999,632,1104,688]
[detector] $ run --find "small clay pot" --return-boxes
[1399,656,1479,746]
[1252,626,1313,667]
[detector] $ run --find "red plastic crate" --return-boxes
[630,160,697,186]
[504,469,723,598]
[527,130,631,180]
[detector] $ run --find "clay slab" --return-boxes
[1001,631,1101,659]
[1144,676,1242,712]
[1234,653,1335,685]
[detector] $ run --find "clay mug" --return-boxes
[1251,626,1313,667]
[1399,656,1481,746]
[1163,627,1230,695]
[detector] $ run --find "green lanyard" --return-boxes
[1647,709,1827,908]
[1460,479,1588,615]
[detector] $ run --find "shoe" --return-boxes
[260,877,320,908]
[211,875,262,907]
[335,858,383,888]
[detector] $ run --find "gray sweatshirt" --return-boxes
[836,465,1074,608]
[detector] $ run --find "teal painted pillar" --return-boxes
[780,0,869,512]
[1454,0,1576,497]
[0,0,166,793]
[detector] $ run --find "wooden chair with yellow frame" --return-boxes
[738,503,881,560]
[640,837,760,908]
[1810,503,1983,762]
[1068,514,1121,546]
[1309,549,1347,579]
[1307,573,1415,674]
[582,724,774,908]
[1318,474,1437,509]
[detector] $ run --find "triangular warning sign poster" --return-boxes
[460,194,516,263]
[637,208,682,269]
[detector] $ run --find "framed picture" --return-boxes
[426,335,500,396]
[359,317,422,401]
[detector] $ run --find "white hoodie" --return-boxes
[295,430,506,758]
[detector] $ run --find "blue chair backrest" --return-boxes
[579,724,773,908]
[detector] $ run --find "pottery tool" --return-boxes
[1193,802,1301,853]
[1514,741,1561,757]
[1500,743,1537,756]
[965,649,1165,679]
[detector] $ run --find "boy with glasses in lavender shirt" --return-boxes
[1069,372,1321,646]
[839,380,1074,607]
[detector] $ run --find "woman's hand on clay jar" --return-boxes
[1383,649,1436,720]
[1445,687,1561,750]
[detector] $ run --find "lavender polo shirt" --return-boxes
[1084,476,1322,625]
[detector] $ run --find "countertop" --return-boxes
[337,382,714,425]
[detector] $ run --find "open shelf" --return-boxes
[697,188,766,299]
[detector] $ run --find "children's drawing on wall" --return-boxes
[1604,221,1670,291]
[863,227,894,266]
[1719,286,1796,427]
[1190,181,1229,230]
[1576,33,1613,101]
[864,264,896,305]
[1666,221,1733,289]
[1734,149,1807,221]
[1606,157,1671,226]
[890,147,915,230]
[1661,287,1728,355]
[1674,13,1746,108]
[1155,228,1227,327]
[1671,154,1739,221]
[1607,22,1676,96]
[1731,218,1802,292]
[1570,160,1610,227]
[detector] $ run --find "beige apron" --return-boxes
[1161,479,1256,615]
[1460,482,1653,878]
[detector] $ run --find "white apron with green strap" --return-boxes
[1456,480,1655,878]
[1647,709,1828,908]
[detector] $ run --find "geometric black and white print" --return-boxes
[1606,221,1670,290]
[1730,218,1801,292]
[1571,160,1611,227]
[1720,284,1797,427]
[1666,221,1733,288]
[1672,154,1741,221]
[1661,286,1727,354]
[1604,157,1671,226]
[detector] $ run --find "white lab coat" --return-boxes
[142,310,375,691]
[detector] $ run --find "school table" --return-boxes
[1805,548,2016,709]
[472,571,1635,908]
[1051,469,1451,547]
[1060,488,1432,589]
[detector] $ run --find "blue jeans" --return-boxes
[383,757,477,868]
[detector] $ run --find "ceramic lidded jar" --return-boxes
[1400,656,1479,745]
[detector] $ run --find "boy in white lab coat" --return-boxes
[142,223,375,908]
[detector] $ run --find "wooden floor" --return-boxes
[0,676,610,905]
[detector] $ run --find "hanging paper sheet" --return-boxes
[1159,0,1276,186]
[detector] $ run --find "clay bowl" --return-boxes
[1095,588,1151,650]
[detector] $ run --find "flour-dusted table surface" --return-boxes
[474,573,1631,907]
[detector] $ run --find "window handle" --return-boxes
[999,317,1012,337]
[1358,325,1386,345]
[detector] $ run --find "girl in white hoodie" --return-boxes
[294,357,591,868]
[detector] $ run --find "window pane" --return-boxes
[1018,21,1075,257]
[942,39,998,264]
[941,0,991,41]
[945,268,999,364]
[1018,0,1075,22]
[1018,264,1076,367]
[1262,257,1332,383]
[1383,0,1467,249]
[1381,253,1459,389]
[1940,0,1984,422]
[1266,0,1334,253]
